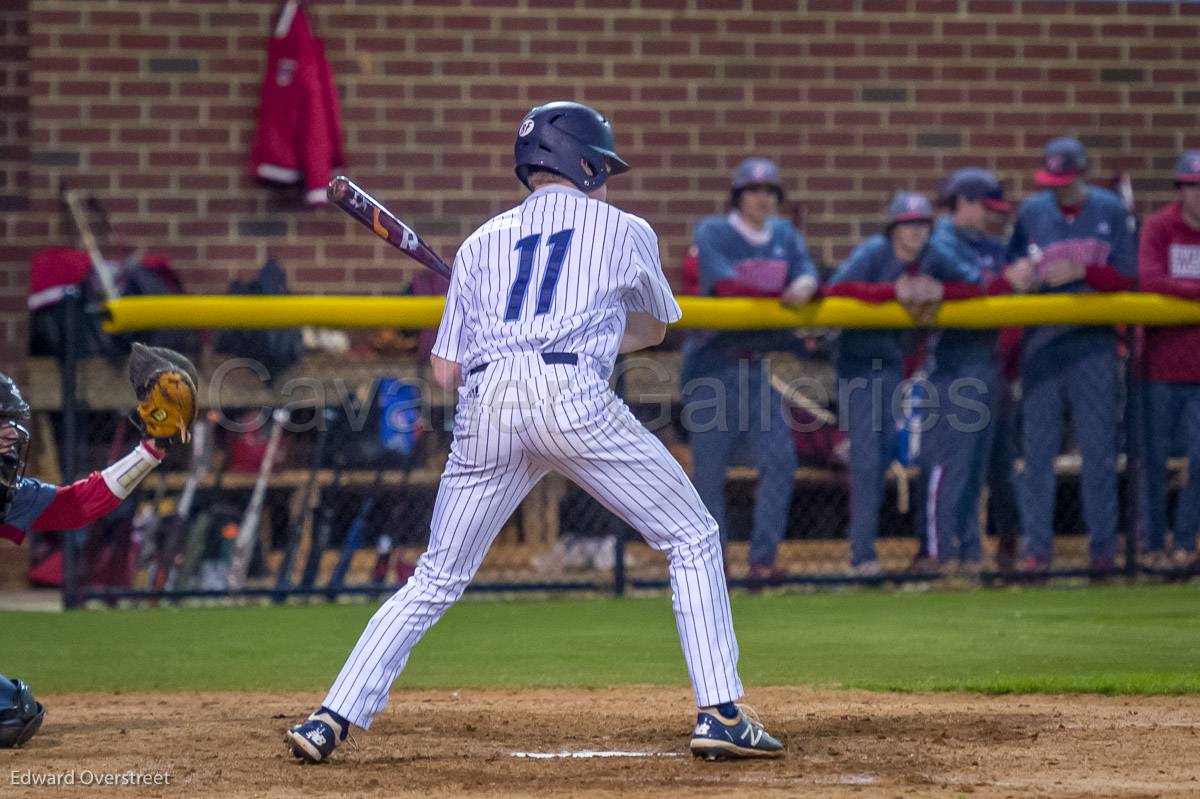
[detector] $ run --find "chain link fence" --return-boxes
[18,307,1190,608]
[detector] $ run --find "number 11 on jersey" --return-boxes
[504,228,575,321]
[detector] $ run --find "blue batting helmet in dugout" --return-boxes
[1174,150,1200,185]
[884,191,934,231]
[514,101,630,192]
[730,157,785,205]
[939,167,1012,212]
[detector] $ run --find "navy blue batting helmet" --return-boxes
[514,101,629,192]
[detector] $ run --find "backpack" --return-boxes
[213,258,302,380]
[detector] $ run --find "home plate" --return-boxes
[511,750,684,759]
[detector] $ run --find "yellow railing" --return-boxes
[102,292,1200,333]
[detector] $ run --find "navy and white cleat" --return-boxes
[689,705,784,761]
[286,709,348,764]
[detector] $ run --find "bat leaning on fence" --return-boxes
[150,415,212,594]
[273,408,335,601]
[298,449,345,592]
[326,176,452,280]
[324,463,387,599]
[226,408,289,591]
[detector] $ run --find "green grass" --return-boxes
[4,584,1199,694]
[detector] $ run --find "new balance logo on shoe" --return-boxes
[305,728,327,747]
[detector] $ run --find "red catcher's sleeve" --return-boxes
[29,472,122,533]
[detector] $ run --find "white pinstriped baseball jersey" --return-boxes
[322,185,745,730]
[432,184,681,375]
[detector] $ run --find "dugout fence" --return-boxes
[26,291,1200,608]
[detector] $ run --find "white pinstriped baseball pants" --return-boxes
[324,354,744,728]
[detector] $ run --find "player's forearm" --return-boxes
[31,442,163,532]
[431,355,463,388]
[619,312,667,353]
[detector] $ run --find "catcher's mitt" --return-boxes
[128,343,199,444]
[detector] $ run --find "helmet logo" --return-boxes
[519,119,535,137]
[1047,154,1064,172]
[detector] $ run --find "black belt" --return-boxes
[468,352,578,376]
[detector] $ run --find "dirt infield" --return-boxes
[3,687,1198,798]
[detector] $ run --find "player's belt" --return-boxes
[468,352,578,376]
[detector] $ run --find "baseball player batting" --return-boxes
[286,101,783,763]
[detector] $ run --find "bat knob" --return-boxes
[327,176,349,203]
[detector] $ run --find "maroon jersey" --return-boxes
[1139,201,1200,383]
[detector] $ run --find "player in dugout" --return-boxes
[917,168,1035,576]
[1137,150,1200,574]
[824,192,938,576]
[0,346,197,748]
[1007,137,1136,578]
[682,158,818,590]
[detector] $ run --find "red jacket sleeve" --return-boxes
[711,278,783,298]
[1084,264,1136,292]
[822,281,897,302]
[940,281,984,300]
[1138,213,1200,300]
[29,472,122,533]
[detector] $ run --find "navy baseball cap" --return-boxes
[885,191,933,229]
[940,167,1012,212]
[1035,137,1087,187]
[1175,150,1200,185]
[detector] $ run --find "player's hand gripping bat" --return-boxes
[327,176,452,280]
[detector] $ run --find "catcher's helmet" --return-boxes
[0,373,30,423]
[0,675,45,749]
[0,373,31,524]
[514,101,629,192]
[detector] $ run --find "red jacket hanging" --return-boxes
[248,0,345,205]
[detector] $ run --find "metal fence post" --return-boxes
[1123,333,1144,578]
[59,286,83,610]
[611,354,627,597]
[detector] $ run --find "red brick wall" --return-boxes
[4,1,1199,378]
[0,0,29,378]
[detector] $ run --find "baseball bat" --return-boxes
[273,408,335,601]
[327,176,452,280]
[226,408,289,591]
[61,188,122,303]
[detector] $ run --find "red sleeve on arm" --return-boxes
[0,524,24,545]
[940,281,984,300]
[711,278,783,298]
[1084,264,1136,292]
[1138,214,1200,300]
[822,281,897,302]
[29,472,122,532]
[984,272,1013,295]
